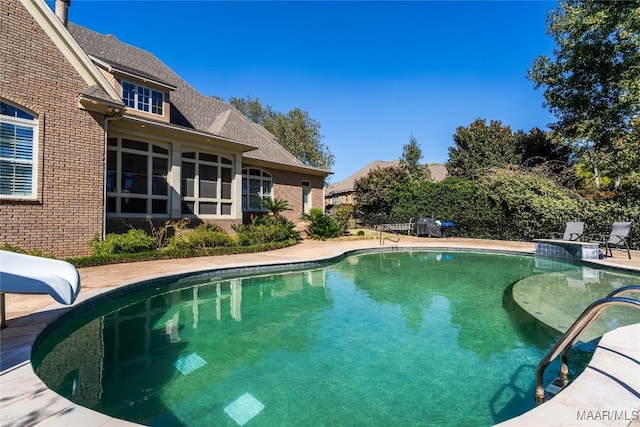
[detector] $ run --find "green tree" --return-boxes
[400,135,430,183]
[514,128,576,187]
[527,0,640,192]
[329,204,354,234]
[228,96,335,171]
[226,96,268,124]
[447,118,519,179]
[515,128,572,168]
[354,166,410,225]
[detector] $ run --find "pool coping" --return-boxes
[1,238,638,426]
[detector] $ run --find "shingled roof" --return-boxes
[327,161,448,196]
[327,160,400,195]
[68,23,328,176]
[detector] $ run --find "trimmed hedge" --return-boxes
[355,168,639,249]
[66,240,299,268]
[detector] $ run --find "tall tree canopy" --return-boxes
[354,166,410,225]
[400,134,430,183]
[227,96,335,171]
[527,0,640,190]
[515,128,576,187]
[447,118,519,179]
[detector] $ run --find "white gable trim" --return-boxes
[20,0,121,103]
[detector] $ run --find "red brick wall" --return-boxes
[269,169,325,223]
[0,2,105,257]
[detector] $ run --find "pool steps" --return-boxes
[535,286,640,405]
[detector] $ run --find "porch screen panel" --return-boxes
[221,167,232,199]
[121,152,147,194]
[200,202,217,215]
[106,137,169,217]
[106,149,117,192]
[199,164,217,198]
[121,197,146,214]
[181,161,195,197]
[152,157,168,195]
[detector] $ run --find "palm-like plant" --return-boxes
[260,197,291,218]
[301,207,339,240]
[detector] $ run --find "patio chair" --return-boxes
[589,222,632,259]
[550,221,584,241]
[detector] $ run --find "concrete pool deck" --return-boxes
[1,237,638,426]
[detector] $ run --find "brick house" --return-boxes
[1,0,329,257]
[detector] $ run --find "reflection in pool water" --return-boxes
[33,251,640,426]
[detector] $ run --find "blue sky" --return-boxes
[54,0,558,183]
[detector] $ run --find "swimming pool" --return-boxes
[32,250,640,426]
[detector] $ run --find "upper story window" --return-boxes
[0,100,37,198]
[122,81,164,116]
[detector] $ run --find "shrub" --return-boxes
[0,244,54,258]
[329,204,353,234]
[91,229,156,255]
[167,223,235,250]
[147,216,190,249]
[302,208,340,240]
[233,216,301,246]
[260,197,292,217]
[0,243,27,253]
[479,167,587,240]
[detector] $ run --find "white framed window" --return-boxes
[121,80,164,116]
[242,168,272,211]
[106,138,170,216]
[181,151,234,216]
[0,100,38,199]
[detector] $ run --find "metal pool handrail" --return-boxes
[377,224,400,245]
[535,285,640,405]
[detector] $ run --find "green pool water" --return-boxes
[32,251,638,426]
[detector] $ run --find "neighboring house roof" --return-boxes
[326,161,448,196]
[429,164,448,182]
[327,160,400,196]
[67,23,329,176]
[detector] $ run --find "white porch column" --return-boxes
[170,145,182,218]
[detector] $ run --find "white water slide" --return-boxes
[0,250,81,327]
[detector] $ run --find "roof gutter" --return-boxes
[120,114,259,152]
[89,55,177,91]
[243,157,332,177]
